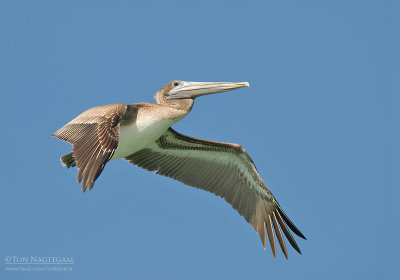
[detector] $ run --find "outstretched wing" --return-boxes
[124,128,306,258]
[53,104,127,191]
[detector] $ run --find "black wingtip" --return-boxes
[274,209,303,255]
[293,244,302,255]
[277,207,306,240]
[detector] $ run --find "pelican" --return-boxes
[52,80,306,258]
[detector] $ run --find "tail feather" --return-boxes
[61,152,76,168]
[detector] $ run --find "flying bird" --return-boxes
[52,80,306,258]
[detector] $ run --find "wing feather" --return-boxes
[52,104,127,191]
[124,128,305,257]
[265,214,276,258]
[272,211,288,259]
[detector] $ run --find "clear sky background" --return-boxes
[0,1,398,279]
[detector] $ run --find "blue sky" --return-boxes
[0,0,398,279]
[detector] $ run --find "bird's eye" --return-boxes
[173,82,179,87]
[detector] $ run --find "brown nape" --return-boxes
[153,80,176,103]
[154,81,194,112]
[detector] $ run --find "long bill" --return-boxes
[166,81,250,100]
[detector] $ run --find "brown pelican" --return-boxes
[52,80,306,258]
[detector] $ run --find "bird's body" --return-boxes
[53,80,306,258]
[112,103,188,159]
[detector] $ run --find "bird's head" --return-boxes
[154,80,250,105]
